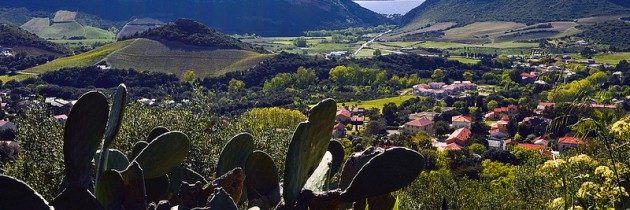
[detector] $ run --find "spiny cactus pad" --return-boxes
[216,133,255,178]
[304,151,333,192]
[340,147,424,201]
[245,151,281,208]
[103,84,127,148]
[133,131,190,179]
[283,98,336,207]
[50,183,104,210]
[130,141,149,160]
[169,166,207,197]
[327,140,344,179]
[95,149,129,171]
[147,126,170,143]
[63,91,109,186]
[207,188,238,210]
[146,175,170,203]
[121,161,147,210]
[95,170,125,209]
[0,175,50,210]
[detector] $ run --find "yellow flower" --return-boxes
[568,154,598,168]
[548,197,564,209]
[595,166,614,179]
[577,182,599,199]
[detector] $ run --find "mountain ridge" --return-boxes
[400,0,630,31]
[0,0,390,36]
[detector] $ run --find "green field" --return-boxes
[0,74,36,83]
[593,53,630,65]
[418,41,537,49]
[448,57,480,64]
[105,38,273,78]
[338,95,417,110]
[24,40,133,74]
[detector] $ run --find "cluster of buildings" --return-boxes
[325,51,349,59]
[333,107,366,139]
[412,81,477,98]
[0,46,13,57]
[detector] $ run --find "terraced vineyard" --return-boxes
[105,38,272,78]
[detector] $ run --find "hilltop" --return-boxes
[0,24,68,55]
[121,19,263,53]
[20,10,115,40]
[400,0,630,32]
[0,0,389,36]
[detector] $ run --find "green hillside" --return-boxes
[0,23,68,55]
[23,40,132,74]
[400,0,630,32]
[105,38,272,78]
[20,10,115,40]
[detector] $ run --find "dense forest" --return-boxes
[578,20,630,50]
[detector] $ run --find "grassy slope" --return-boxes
[21,17,115,40]
[24,40,132,74]
[448,57,480,64]
[105,38,271,78]
[337,95,416,110]
[593,52,630,65]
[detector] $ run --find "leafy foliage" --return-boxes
[0,24,68,54]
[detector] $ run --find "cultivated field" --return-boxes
[52,10,76,22]
[384,22,456,41]
[338,95,417,110]
[0,74,36,83]
[21,17,115,40]
[24,40,133,74]
[105,38,272,78]
[443,21,526,42]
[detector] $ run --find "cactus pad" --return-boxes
[245,151,280,208]
[95,149,129,171]
[0,175,50,210]
[340,147,424,201]
[207,188,238,210]
[63,91,109,186]
[95,170,125,209]
[147,126,170,143]
[283,98,336,207]
[216,133,255,178]
[327,140,344,179]
[304,151,333,192]
[133,131,191,179]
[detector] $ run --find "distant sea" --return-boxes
[354,0,425,15]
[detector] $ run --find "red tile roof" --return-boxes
[539,102,555,107]
[54,115,68,120]
[404,119,433,127]
[336,109,351,118]
[452,115,472,123]
[505,139,513,145]
[445,143,463,150]
[351,117,365,122]
[0,120,8,127]
[517,143,545,151]
[333,122,345,130]
[446,128,471,145]
[559,137,586,145]
[521,73,536,78]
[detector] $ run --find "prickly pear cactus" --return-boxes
[50,182,105,210]
[283,98,336,207]
[96,84,127,187]
[95,170,125,209]
[121,161,147,210]
[245,151,280,208]
[130,141,149,160]
[207,188,238,210]
[216,133,255,178]
[0,175,50,210]
[327,140,344,179]
[340,147,424,202]
[133,131,190,179]
[303,151,333,192]
[147,126,170,143]
[169,166,207,198]
[63,91,109,188]
[94,149,129,171]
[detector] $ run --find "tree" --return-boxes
[468,143,487,155]
[413,131,435,150]
[463,71,474,81]
[293,37,307,47]
[487,100,499,111]
[364,119,387,136]
[434,121,451,136]
[432,69,445,82]
[373,49,382,56]
[228,78,245,93]
[264,73,293,91]
[183,70,196,82]
[329,66,348,85]
[295,66,318,88]
[382,103,398,125]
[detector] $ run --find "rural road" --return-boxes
[354,29,391,56]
